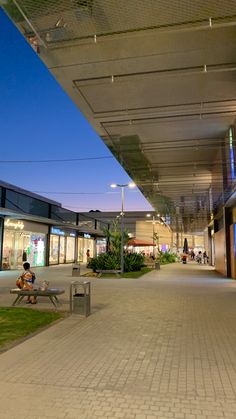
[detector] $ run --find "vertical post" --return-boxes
[120,187,124,274]
[0,218,4,271]
[224,207,231,277]
[152,216,155,258]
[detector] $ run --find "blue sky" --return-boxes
[0,8,153,212]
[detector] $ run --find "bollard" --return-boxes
[72,263,81,277]
[155,261,160,270]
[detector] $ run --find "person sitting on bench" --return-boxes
[16,262,37,304]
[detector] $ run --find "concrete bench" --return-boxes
[96,270,121,278]
[10,288,65,308]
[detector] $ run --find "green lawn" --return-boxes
[0,308,64,349]
[100,267,153,279]
[122,267,153,278]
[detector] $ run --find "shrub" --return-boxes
[158,250,176,264]
[87,252,145,272]
[124,253,144,272]
[87,252,120,272]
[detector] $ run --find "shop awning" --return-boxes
[128,239,154,247]
[0,207,61,225]
[0,208,105,237]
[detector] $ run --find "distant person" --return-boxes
[203,251,208,264]
[16,262,36,304]
[22,249,27,262]
[182,254,187,264]
[190,250,195,260]
[197,251,203,264]
[86,249,90,262]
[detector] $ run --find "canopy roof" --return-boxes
[4,0,236,233]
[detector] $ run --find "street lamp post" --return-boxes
[152,216,156,257]
[111,182,135,273]
[146,213,161,257]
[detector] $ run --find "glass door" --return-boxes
[59,236,65,263]
[49,235,59,264]
[66,237,75,262]
[77,238,83,262]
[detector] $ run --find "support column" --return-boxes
[176,209,180,251]
[224,207,231,277]
[0,218,4,270]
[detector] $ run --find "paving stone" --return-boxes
[0,264,236,418]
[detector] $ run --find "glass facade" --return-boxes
[51,205,77,224]
[5,189,49,217]
[78,214,95,229]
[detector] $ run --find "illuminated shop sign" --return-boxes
[5,219,24,230]
[51,227,76,237]
[51,227,65,236]
[229,127,235,180]
[84,233,91,238]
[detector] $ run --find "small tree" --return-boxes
[102,220,129,255]
[88,220,140,272]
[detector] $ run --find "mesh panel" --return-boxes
[6,0,236,45]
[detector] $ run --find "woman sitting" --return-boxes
[16,262,37,304]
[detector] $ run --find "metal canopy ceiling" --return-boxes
[3,0,236,233]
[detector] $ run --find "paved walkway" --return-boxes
[0,263,236,418]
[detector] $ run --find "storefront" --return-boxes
[49,227,76,265]
[127,239,155,256]
[77,233,95,263]
[2,218,47,270]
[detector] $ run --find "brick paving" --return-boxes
[0,262,236,418]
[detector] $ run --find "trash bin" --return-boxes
[155,261,160,270]
[72,263,81,277]
[70,281,91,316]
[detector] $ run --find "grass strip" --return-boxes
[121,267,153,278]
[0,308,63,348]
[100,267,153,278]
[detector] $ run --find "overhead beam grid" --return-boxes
[3,0,236,232]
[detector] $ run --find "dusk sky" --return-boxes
[0,9,153,213]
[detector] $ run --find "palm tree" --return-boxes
[102,220,129,255]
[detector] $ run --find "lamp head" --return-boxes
[128,182,136,188]
[110,183,117,188]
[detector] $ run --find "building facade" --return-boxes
[82,211,205,256]
[0,180,108,270]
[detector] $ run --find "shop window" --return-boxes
[96,239,106,255]
[59,236,65,263]
[2,230,46,270]
[66,237,75,262]
[49,235,59,264]
[77,238,84,262]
